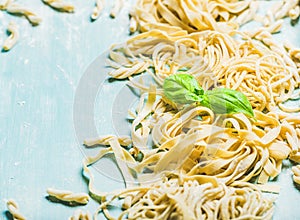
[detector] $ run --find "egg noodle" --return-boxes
[292,164,300,185]
[69,209,92,220]
[6,1,42,25]
[97,179,274,220]
[46,188,90,205]
[2,21,19,51]
[91,0,104,20]
[129,0,300,35]
[80,1,300,219]
[6,199,26,220]
[42,0,75,13]
[3,0,300,219]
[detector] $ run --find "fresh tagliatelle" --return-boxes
[96,179,274,220]
[129,0,300,34]
[6,199,26,220]
[0,0,11,10]
[42,0,75,13]
[79,12,300,218]
[80,88,295,219]
[69,209,92,220]
[2,21,19,51]
[91,0,104,20]
[12,0,295,219]
[292,165,300,185]
[46,188,90,205]
[129,0,257,34]
[108,30,300,112]
[6,3,42,25]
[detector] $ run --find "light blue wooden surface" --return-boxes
[0,0,133,219]
[0,1,300,219]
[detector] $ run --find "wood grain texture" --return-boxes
[0,1,300,219]
[0,0,132,219]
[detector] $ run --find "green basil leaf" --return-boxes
[201,88,254,117]
[163,74,204,104]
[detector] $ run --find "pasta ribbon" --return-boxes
[110,0,123,18]
[42,0,75,13]
[47,188,89,204]
[6,199,26,220]
[2,21,19,51]
[69,209,92,220]
[292,165,300,185]
[0,0,11,10]
[91,0,104,20]
[6,3,42,25]
[130,0,255,34]
[97,179,274,220]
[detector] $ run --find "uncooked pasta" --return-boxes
[292,165,300,185]
[95,179,274,220]
[42,0,75,13]
[69,209,92,220]
[46,188,90,205]
[0,0,11,10]
[108,30,299,112]
[6,3,42,25]
[25,0,298,219]
[129,0,257,34]
[6,199,26,220]
[91,0,104,20]
[80,8,300,218]
[2,21,19,51]
[110,0,123,18]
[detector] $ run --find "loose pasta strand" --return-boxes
[46,188,90,204]
[91,0,104,20]
[42,0,75,13]
[292,165,300,185]
[0,0,12,10]
[96,179,274,220]
[69,209,92,220]
[2,21,19,51]
[6,199,26,220]
[6,3,42,25]
[110,0,123,18]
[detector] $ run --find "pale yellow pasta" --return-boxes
[289,5,300,20]
[6,199,26,220]
[292,165,300,184]
[95,178,274,220]
[80,20,300,218]
[36,0,300,219]
[0,0,11,10]
[274,0,299,20]
[80,86,298,219]
[91,0,104,20]
[2,21,19,51]
[110,0,123,18]
[130,0,256,34]
[6,3,42,25]
[42,0,75,13]
[108,30,299,112]
[69,209,92,220]
[247,19,284,39]
[279,103,300,113]
[46,188,89,204]
[129,16,138,33]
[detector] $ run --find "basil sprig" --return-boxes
[163,74,254,117]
